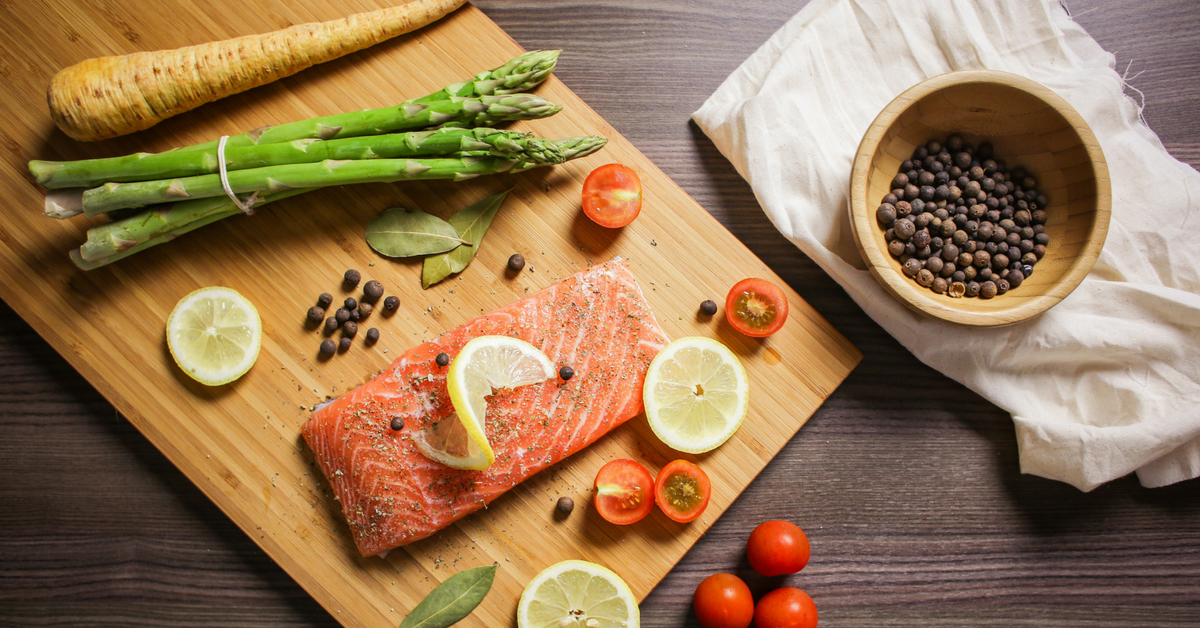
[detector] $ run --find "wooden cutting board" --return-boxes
[0,2,860,626]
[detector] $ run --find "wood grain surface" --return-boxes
[2,0,1199,627]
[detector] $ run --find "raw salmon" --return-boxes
[302,258,669,556]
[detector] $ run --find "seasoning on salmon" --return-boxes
[301,258,669,557]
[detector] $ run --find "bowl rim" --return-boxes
[848,69,1112,327]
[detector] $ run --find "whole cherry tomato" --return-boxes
[753,587,818,628]
[693,573,754,628]
[746,520,810,577]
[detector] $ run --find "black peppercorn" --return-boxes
[359,302,373,318]
[343,321,358,338]
[507,254,526,272]
[306,306,325,325]
[363,280,384,302]
[339,337,352,352]
[559,366,575,381]
[384,296,400,312]
[699,300,718,316]
[344,296,358,310]
[435,352,450,367]
[1007,269,1025,288]
[319,339,336,356]
[317,293,333,309]
[556,496,574,515]
[912,230,931,249]
[366,328,380,343]
[324,317,339,334]
[335,308,350,324]
[916,269,935,287]
[343,269,361,288]
[390,417,405,431]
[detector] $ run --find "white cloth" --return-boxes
[693,0,1200,491]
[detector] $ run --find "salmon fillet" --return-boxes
[302,258,669,556]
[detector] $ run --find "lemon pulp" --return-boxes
[517,560,639,628]
[643,337,748,454]
[165,286,261,386]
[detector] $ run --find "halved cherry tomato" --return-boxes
[654,460,711,523]
[694,573,754,628]
[747,520,810,576]
[593,459,654,525]
[753,587,818,628]
[725,278,789,338]
[582,163,642,228]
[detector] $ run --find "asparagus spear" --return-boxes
[71,136,608,269]
[411,50,561,103]
[79,137,565,215]
[33,128,559,190]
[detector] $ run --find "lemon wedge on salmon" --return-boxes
[425,336,556,470]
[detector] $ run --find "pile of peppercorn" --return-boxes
[876,134,1051,299]
[306,269,400,356]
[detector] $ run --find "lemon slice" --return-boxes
[643,337,748,454]
[166,287,261,386]
[437,335,556,470]
[517,560,639,628]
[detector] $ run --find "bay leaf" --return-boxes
[366,207,469,258]
[397,564,497,628]
[422,189,510,288]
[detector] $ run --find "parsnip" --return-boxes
[47,0,467,141]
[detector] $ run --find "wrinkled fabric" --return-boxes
[693,0,1200,491]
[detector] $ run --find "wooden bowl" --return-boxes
[849,70,1111,326]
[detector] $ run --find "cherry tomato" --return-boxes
[693,573,754,628]
[654,460,711,523]
[753,588,818,628]
[725,278,789,338]
[747,520,810,576]
[582,163,642,228]
[593,459,654,525]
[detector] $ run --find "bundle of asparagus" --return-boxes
[32,50,609,270]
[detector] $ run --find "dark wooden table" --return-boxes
[3,1,1198,626]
